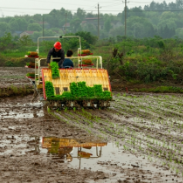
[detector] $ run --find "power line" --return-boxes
[1,6,183,18]
[1,5,183,11]
[102,3,124,8]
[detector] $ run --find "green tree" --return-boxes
[75,31,98,45]
[31,31,42,41]
[10,18,27,31]
[29,19,35,24]
[176,28,183,39]
[158,18,177,30]
[81,23,97,36]
[75,8,86,19]
[18,35,33,46]
[0,22,10,36]
[27,23,42,31]
[127,16,155,38]
[109,26,125,38]
[33,14,42,22]
[104,19,111,32]
[0,33,14,51]
[70,18,81,32]
[160,11,176,20]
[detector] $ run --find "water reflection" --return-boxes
[41,137,107,168]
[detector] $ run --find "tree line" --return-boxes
[0,1,183,40]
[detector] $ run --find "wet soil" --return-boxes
[0,95,183,183]
[110,79,183,92]
[1,68,183,182]
[0,67,34,98]
[0,67,33,88]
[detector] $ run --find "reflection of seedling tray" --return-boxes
[27,76,35,79]
[26,76,35,80]
[78,53,93,56]
[26,76,42,81]
[25,65,38,68]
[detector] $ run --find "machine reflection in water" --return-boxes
[41,137,107,168]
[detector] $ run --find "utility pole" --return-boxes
[125,0,127,38]
[42,15,44,37]
[96,4,101,40]
[64,13,67,34]
[0,8,4,18]
[98,4,100,39]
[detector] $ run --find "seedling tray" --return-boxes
[79,64,94,67]
[28,55,39,58]
[78,53,93,56]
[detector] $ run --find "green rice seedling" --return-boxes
[47,107,51,113]
[82,108,84,112]
[10,85,18,94]
[50,62,60,79]
[45,81,55,97]
[123,145,127,150]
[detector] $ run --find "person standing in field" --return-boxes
[63,50,74,68]
[47,42,65,68]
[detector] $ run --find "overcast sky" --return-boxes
[0,0,176,17]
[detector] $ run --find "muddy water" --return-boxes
[0,95,183,182]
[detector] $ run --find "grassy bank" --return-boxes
[1,37,183,93]
[0,85,34,99]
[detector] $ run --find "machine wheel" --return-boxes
[82,100,94,108]
[98,101,110,109]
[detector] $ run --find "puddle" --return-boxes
[20,136,181,182]
[0,133,181,182]
[0,102,44,119]
[0,110,44,119]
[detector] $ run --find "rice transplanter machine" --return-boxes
[26,36,112,109]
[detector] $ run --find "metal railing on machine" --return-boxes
[35,55,103,88]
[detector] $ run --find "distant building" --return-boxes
[63,23,70,28]
[13,31,22,37]
[20,31,35,38]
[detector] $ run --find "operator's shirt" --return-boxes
[47,48,65,68]
[63,58,74,68]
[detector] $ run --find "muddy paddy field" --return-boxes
[0,68,183,183]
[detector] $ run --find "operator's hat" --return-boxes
[54,42,62,50]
